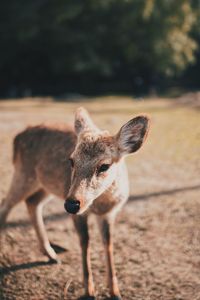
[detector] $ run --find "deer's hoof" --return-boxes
[109,296,122,300]
[49,257,61,264]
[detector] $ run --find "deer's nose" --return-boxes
[64,198,80,214]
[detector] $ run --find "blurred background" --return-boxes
[0,0,200,98]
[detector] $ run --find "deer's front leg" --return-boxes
[98,217,121,300]
[73,215,95,299]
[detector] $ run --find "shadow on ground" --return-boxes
[0,260,55,277]
[129,184,200,201]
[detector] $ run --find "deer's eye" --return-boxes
[97,164,110,175]
[69,158,74,168]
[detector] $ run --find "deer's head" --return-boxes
[64,107,150,214]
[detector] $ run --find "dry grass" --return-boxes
[0,95,200,299]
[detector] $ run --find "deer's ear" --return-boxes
[116,115,150,155]
[74,107,99,135]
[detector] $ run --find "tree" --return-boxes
[0,0,199,95]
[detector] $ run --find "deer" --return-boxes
[0,107,150,300]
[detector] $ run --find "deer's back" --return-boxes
[13,124,77,198]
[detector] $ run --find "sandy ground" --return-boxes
[0,96,200,300]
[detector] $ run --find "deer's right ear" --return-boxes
[74,107,99,135]
[116,115,150,155]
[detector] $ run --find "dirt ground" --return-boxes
[0,95,200,300]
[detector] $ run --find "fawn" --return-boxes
[0,107,150,299]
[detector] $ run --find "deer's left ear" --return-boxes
[74,107,99,135]
[116,115,150,155]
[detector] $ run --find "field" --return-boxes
[0,95,200,300]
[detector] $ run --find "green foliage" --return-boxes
[0,0,199,94]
